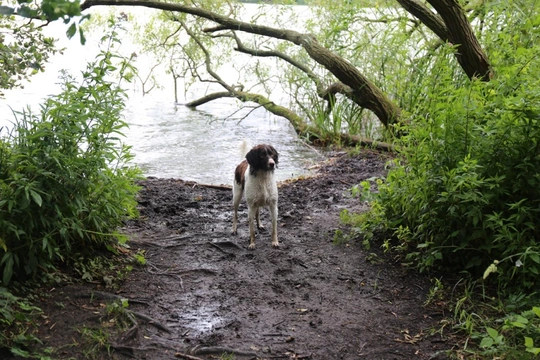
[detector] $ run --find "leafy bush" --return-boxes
[0,20,142,285]
[355,5,540,292]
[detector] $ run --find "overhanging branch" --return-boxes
[80,0,401,128]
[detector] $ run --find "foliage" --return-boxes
[0,0,90,95]
[0,15,58,95]
[0,18,142,285]
[0,0,87,41]
[0,287,49,358]
[468,305,540,358]
[354,0,540,293]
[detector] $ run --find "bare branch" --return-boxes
[171,16,233,91]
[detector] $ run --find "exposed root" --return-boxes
[77,291,149,306]
[208,240,244,254]
[128,310,172,333]
[190,345,258,357]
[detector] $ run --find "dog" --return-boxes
[232,144,279,249]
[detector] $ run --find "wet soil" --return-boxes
[21,150,452,359]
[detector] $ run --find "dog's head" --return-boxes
[246,144,279,172]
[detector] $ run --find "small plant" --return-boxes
[424,278,445,307]
[133,250,147,266]
[79,327,111,358]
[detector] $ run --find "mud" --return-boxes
[17,150,452,359]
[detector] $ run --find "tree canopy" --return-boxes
[74,0,492,132]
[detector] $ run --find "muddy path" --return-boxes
[27,150,451,359]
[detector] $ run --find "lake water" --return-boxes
[0,7,323,185]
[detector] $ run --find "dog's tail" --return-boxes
[239,139,251,159]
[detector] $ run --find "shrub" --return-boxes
[355,5,540,292]
[0,19,142,285]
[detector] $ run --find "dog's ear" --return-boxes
[245,148,259,168]
[268,145,279,168]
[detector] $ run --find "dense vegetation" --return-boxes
[0,18,142,356]
[1,0,540,357]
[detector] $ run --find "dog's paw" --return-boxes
[271,241,280,248]
[257,225,266,231]
[231,229,237,235]
[248,243,256,250]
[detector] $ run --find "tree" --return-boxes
[74,0,491,139]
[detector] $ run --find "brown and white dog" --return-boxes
[232,144,279,249]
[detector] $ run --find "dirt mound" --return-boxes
[20,150,451,359]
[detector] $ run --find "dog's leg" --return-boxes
[248,206,257,249]
[255,208,265,230]
[232,184,243,235]
[269,202,279,248]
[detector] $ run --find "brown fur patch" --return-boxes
[234,160,248,188]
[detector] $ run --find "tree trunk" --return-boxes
[427,0,492,81]
[398,0,493,81]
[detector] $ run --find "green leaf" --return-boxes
[66,23,77,39]
[529,253,540,264]
[525,336,534,348]
[480,337,494,348]
[526,347,540,355]
[16,5,38,18]
[486,327,499,339]
[29,190,42,207]
[2,255,14,285]
[10,347,30,357]
[79,28,86,45]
